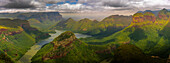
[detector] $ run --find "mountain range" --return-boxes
[0,12,63,32]
[50,15,132,36]
[0,8,170,63]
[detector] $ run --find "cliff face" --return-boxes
[0,19,50,61]
[43,31,77,60]
[132,9,170,27]
[123,9,170,58]
[80,9,170,60]
[133,12,156,23]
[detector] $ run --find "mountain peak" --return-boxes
[162,8,168,11]
[53,31,76,42]
[67,18,75,21]
[132,12,156,23]
[79,18,92,22]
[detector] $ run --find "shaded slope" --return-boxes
[112,44,166,63]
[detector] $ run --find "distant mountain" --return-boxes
[137,10,160,16]
[0,19,50,61]
[81,9,170,59]
[32,31,100,63]
[50,15,132,36]
[0,12,63,31]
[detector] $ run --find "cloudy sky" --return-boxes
[0,0,170,20]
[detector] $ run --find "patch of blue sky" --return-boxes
[46,4,54,6]
[46,0,79,6]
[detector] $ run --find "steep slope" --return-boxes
[111,44,166,63]
[0,12,63,31]
[32,31,100,63]
[50,15,132,36]
[81,9,170,58]
[0,53,14,63]
[0,19,50,61]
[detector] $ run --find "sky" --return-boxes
[0,0,170,20]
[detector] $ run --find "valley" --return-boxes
[0,8,169,63]
[17,30,91,63]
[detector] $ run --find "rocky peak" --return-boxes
[79,18,92,22]
[66,18,75,22]
[158,8,169,20]
[133,12,156,23]
[52,31,76,47]
[42,31,80,60]
[132,13,144,23]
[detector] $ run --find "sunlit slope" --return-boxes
[49,15,132,36]
[0,19,50,61]
[81,9,170,58]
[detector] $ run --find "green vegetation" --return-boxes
[50,15,132,36]
[0,12,63,32]
[111,44,166,63]
[0,53,14,63]
[1,9,170,63]
[0,19,50,62]
[32,31,100,63]
[81,9,170,59]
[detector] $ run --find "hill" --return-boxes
[49,15,132,36]
[32,31,100,63]
[0,19,50,61]
[81,9,170,59]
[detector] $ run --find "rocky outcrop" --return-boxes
[133,12,156,23]
[133,13,144,23]
[42,31,79,60]
[158,8,169,20]
[132,9,170,27]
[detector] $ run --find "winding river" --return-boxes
[17,30,91,63]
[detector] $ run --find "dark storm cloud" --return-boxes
[4,0,35,9]
[103,1,128,7]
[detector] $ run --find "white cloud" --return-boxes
[1,0,170,14]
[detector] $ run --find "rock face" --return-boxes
[158,9,169,20]
[133,13,144,23]
[133,12,156,23]
[43,31,77,60]
[0,19,50,61]
[32,31,99,63]
[132,9,170,26]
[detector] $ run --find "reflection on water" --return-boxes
[17,30,91,63]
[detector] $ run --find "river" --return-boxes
[17,30,91,63]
